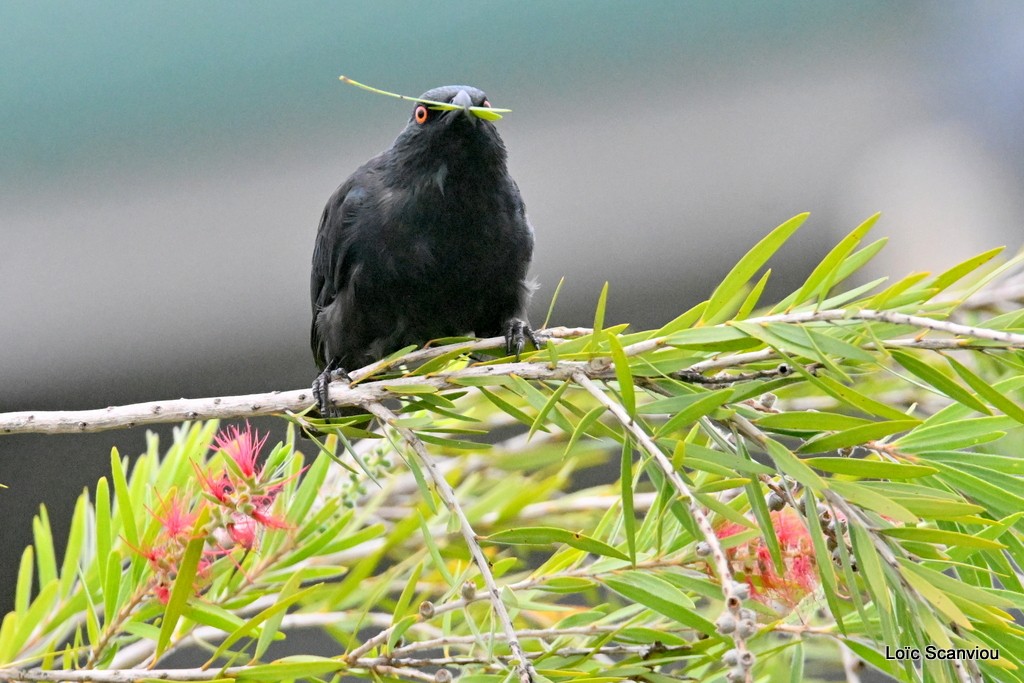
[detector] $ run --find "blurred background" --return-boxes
[2,2,1023,674]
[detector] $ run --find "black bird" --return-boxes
[310,85,537,416]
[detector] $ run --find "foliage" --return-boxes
[3,213,1024,683]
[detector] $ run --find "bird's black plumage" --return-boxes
[310,85,536,415]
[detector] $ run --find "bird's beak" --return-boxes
[451,89,474,117]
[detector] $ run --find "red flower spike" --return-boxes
[716,508,819,608]
[213,422,268,479]
[149,491,198,541]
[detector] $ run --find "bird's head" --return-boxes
[391,85,507,172]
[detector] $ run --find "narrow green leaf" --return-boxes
[804,457,937,479]
[255,572,302,661]
[735,268,772,320]
[895,416,1016,453]
[393,561,424,624]
[879,527,1005,550]
[32,506,57,588]
[655,389,734,437]
[794,212,879,307]
[815,375,915,421]
[542,276,565,329]
[897,563,972,629]
[702,212,807,324]
[236,655,344,680]
[528,381,571,440]
[603,572,715,634]
[479,387,535,427]
[931,247,1004,294]
[156,506,211,658]
[95,477,111,587]
[829,480,917,523]
[891,350,991,414]
[947,356,1024,424]
[621,439,637,565]
[757,411,873,432]
[183,602,250,636]
[103,552,121,629]
[797,419,919,453]
[60,491,89,596]
[590,281,610,349]
[606,334,636,416]
[110,447,139,548]
[418,512,453,586]
[206,584,321,664]
[563,405,607,458]
[485,526,629,562]
[15,547,33,616]
[764,439,825,492]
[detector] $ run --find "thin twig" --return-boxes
[361,401,535,683]
[571,371,752,683]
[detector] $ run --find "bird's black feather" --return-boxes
[310,85,536,415]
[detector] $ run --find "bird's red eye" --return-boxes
[414,105,429,124]
[482,100,491,108]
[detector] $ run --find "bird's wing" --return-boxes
[309,174,370,369]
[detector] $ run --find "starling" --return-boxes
[310,85,536,415]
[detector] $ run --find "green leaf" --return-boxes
[620,439,637,565]
[879,527,1005,550]
[563,405,606,458]
[828,480,917,523]
[890,350,991,414]
[804,457,937,479]
[792,212,879,308]
[182,602,250,636]
[393,561,424,624]
[798,419,919,453]
[701,212,807,324]
[607,333,636,416]
[735,268,772,319]
[32,506,57,589]
[110,447,139,548]
[255,571,302,661]
[603,572,715,634]
[542,276,565,329]
[95,477,112,586]
[814,374,916,421]
[15,547,33,616]
[529,381,571,439]
[590,281,610,348]
[894,416,1017,453]
[236,655,345,680]
[484,526,629,561]
[156,505,211,659]
[764,439,825,492]
[206,584,322,664]
[654,388,735,437]
[757,411,873,432]
[930,246,1004,295]
[947,356,1024,424]
[60,491,88,596]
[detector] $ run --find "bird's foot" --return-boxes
[504,319,541,360]
[312,363,352,418]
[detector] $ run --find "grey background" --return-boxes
[3,3,1023,677]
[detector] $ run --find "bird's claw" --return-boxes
[504,319,541,360]
[312,364,351,418]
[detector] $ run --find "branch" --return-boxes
[572,371,754,682]
[6,309,1024,436]
[361,401,535,683]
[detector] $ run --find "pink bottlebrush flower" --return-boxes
[193,462,236,504]
[213,422,268,479]
[149,492,198,541]
[227,516,259,550]
[717,508,819,608]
